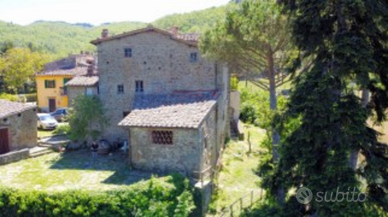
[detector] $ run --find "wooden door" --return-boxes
[49,98,56,112]
[0,128,10,154]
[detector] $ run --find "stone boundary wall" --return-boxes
[0,148,29,165]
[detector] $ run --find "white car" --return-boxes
[37,113,58,130]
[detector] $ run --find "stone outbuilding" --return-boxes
[118,92,220,177]
[0,100,37,154]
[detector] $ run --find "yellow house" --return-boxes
[36,54,93,112]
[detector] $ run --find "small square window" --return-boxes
[152,130,173,145]
[45,80,56,88]
[85,87,94,96]
[135,80,144,93]
[124,48,132,57]
[117,85,124,94]
[190,52,198,62]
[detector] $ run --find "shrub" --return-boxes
[230,76,239,91]
[53,124,71,135]
[23,93,37,102]
[0,175,195,217]
[0,93,18,101]
[68,95,108,141]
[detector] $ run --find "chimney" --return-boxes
[170,26,179,35]
[101,29,109,38]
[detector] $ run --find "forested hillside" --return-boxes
[0,21,145,59]
[0,4,231,59]
[153,5,229,33]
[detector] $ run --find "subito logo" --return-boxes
[296,187,313,204]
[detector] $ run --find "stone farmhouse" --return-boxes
[89,26,230,177]
[0,100,37,155]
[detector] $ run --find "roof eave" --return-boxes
[90,26,198,47]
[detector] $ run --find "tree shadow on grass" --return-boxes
[49,149,157,186]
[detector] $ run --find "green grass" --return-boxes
[0,150,156,191]
[208,124,267,215]
[237,80,293,92]
[37,123,68,138]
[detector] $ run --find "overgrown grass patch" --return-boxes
[208,124,266,215]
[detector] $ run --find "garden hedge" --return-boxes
[0,175,195,217]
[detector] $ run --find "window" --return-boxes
[124,48,132,57]
[135,80,144,93]
[62,78,71,95]
[85,87,94,96]
[190,52,198,62]
[152,131,173,145]
[44,80,56,88]
[117,85,124,94]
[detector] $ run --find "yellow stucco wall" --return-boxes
[36,75,73,112]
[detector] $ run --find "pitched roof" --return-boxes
[36,66,89,77]
[66,75,99,87]
[0,100,36,119]
[118,92,218,129]
[90,26,199,46]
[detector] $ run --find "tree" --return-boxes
[200,0,295,204]
[265,0,388,215]
[0,47,47,93]
[68,95,108,142]
[0,40,14,54]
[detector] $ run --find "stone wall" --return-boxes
[129,127,202,176]
[96,31,217,140]
[67,87,85,106]
[67,86,98,106]
[199,107,216,172]
[0,148,29,165]
[215,65,230,158]
[230,90,241,121]
[0,109,37,151]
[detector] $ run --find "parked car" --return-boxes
[50,108,68,122]
[37,113,58,130]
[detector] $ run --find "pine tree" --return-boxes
[266,0,388,215]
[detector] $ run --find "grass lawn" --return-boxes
[37,123,68,138]
[0,150,155,191]
[238,80,293,92]
[208,124,267,215]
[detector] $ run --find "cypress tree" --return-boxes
[265,0,388,215]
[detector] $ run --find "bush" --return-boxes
[23,93,37,102]
[0,174,195,217]
[53,124,71,135]
[230,76,239,91]
[68,95,108,141]
[0,93,18,101]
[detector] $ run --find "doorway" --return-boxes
[49,98,56,112]
[0,128,10,154]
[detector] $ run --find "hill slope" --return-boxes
[0,4,232,59]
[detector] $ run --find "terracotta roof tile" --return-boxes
[0,100,36,119]
[118,92,218,129]
[66,76,99,87]
[36,66,89,77]
[91,26,198,46]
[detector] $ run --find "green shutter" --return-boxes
[44,80,48,88]
[53,80,56,88]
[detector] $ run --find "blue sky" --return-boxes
[0,0,230,25]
